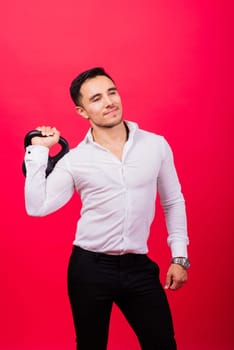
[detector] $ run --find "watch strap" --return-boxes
[171,257,190,269]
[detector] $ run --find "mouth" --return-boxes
[104,107,119,116]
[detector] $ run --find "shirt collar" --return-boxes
[84,120,138,144]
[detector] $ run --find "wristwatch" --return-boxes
[171,257,190,269]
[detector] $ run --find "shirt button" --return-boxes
[28,151,31,154]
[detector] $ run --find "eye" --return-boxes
[92,97,101,102]
[109,90,117,96]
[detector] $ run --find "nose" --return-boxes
[103,94,113,107]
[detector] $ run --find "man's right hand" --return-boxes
[31,126,60,148]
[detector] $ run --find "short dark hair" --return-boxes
[70,67,114,106]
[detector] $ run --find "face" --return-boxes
[76,75,123,128]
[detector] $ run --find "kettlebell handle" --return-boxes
[22,130,69,177]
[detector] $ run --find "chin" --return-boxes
[105,117,123,128]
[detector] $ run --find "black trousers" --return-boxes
[67,246,177,350]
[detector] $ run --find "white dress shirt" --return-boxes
[24,121,189,257]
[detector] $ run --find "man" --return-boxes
[24,67,189,350]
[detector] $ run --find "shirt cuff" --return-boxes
[170,241,188,258]
[25,145,49,163]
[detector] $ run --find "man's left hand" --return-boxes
[164,264,188,291]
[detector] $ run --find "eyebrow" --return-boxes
[89,87,117,102]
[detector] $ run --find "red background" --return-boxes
[0,1,233,349]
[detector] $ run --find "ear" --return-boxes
[75,106,89,120]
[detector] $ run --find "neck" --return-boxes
[92,121,128,146]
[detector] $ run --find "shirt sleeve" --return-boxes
[157,138,189,258]
[24,145,75,216]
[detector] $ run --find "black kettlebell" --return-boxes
[22,130,69,177]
